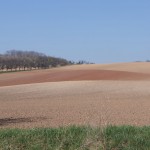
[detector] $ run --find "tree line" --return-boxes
[0,50,73,71]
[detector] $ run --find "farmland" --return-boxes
[0,62,150,128]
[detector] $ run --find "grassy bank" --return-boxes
[0,70,31,74]
[0,126,150,150]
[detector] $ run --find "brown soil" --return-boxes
[61,62,150,73]
[0,69,150,87]
[0,81,150,128]
[0,63,150,128]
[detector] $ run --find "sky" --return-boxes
[0,0,150,63]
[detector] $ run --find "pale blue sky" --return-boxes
[0,0,150,63]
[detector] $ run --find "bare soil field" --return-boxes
[61,62,150,73]
[0,62,150,128]
[0,62,150,87]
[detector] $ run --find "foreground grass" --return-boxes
[0,126,150,150]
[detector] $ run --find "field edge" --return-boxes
[0,125,150,150]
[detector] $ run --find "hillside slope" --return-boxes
[0,62,150,87]
[0,80,150,128]
[61,62,150,73]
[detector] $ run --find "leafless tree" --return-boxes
[0,50,72,72]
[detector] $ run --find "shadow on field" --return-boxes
[0,117,47,126]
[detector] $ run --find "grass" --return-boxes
[0,70,31,74]
[0,126,150,150]
[0,69,46,74]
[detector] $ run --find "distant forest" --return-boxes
[0,50,93,71]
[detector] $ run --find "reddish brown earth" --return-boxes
[0,62,150,128]
[0,69,150,87]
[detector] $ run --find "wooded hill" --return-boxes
[0,50,73,71]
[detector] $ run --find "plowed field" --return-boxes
[0,62,150,128]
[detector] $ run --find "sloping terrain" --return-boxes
[0,62,150,128]
[0,62,150,87]
[61,62,150,73]
[0,81,150,128]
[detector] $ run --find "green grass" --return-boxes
[0,125,150,150]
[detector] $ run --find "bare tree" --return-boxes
[0,50,72,72]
